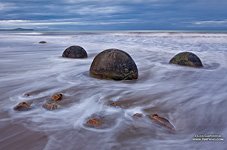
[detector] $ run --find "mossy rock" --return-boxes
[169,52,203,68]
[90,49,138,80]
[62,46,87,58]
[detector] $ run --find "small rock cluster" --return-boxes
[14,93,63,111]
[42,93,63,111]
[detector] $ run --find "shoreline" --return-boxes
[1,30,227,34]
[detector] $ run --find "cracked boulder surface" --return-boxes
[90,49,138,80]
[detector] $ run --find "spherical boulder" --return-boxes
[90,49,138,80]
[62,46,87,58]
[169,52,203,67]
[39,41,47,44]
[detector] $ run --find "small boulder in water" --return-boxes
[169,52,203,68]
[149,114,175,130]
[51,93,63,101]
[90,49,138,80]
[14,101,31,111]
[62,45,88,58]
[86,118,103,128]
[42,102,59,110]
[133,113,143,118]
[109,101,121,107]
[24,93,30,97]
[39,41,47,44]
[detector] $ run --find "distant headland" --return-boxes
[0,28,34,31]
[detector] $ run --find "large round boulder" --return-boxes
[62,46,87,58]
[169,52,203,67]
[90,49,138,80]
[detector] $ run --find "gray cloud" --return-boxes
[0,18,144,30]
[0,2,16,11]
[0,0,227,30]
[193,20,227,26]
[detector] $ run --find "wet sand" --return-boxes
[0,112,47,150]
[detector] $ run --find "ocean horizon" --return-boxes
[1,29,227,33]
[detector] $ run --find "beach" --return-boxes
[0,31,226,150]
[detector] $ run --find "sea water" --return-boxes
[0,31,226,150]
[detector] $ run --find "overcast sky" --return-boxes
[0,0,227,30]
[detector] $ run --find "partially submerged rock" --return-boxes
[90,49,138,80]
[108,100,131,109]
[62,45,87,58]
[149,114,175,130]
[24,93,30,97]
[14,101,31,111]
[169,52,203,68]
[133,113,143,118]
[42,102,59,110]
[109,101,121,107]
[39,41,47,44]
[108,100,126,108]
[86,118,103,128]
[51,93,63,101]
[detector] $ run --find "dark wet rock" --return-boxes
[90,49,138,80]
[14,101,31,111]
[149,114,175,130]
[108,100,125,108]
[85,113,119,129]
[24,93,30,97]
[42,102,59,110]
[169,52,203,68]
[133,113,143,118]
[109,101,121,107]
[23,88,51,97]
[51,93,63,101]
[62,45,87,58]
[108,100,131,109]
[86,118,103,128]
[39,41,47,44]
